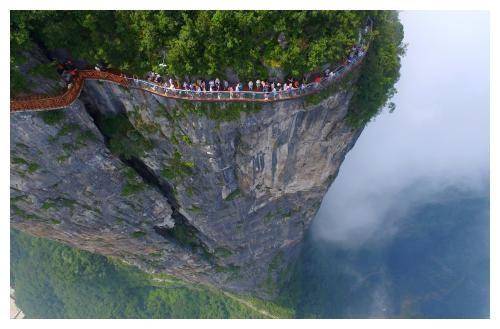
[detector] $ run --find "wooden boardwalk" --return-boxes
[10,70,128,112]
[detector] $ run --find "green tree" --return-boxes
[347,11,406,127]
[10,229,286,318]
[10,10,404,126]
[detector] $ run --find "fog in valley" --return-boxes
[297,11,490,318]
[314,11,489,247]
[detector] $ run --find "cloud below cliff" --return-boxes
[311,11,490,248]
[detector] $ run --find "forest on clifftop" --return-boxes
[11,10,404,126]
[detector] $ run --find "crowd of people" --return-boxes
[139,43,368,98]
[144,73,307,95]
[53,41,367,99]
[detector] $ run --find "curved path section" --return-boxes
[10,71,128,112]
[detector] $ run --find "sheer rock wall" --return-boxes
[11,70,363,298]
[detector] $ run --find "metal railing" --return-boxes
[125,56,363,103]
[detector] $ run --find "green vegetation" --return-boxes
[185,186,195,197]
[10,27,29,96]
[56,154,69,163]
[60,198,76,208]
[161,149,194,181]
[39,110,65,125]
[279,208,292,220]
[11,204,42,221]
[18,188,474,320]
[48,123,98,156]
[302,62,357,107]
[28,62,60,81]
[260,251,285,295]
[129,106,162,135]
[177,100,263,123]
[215,264,240,273]
[131,231,146,238]
[297,12,404,126]
[262,208,295,222]
[303,79,343,107]
[75,129,98,144]
[55,123,80,137]
[28,163,40,174]
[11,156,40,174]
[41,200,57,210]
[347,11,405,127]
[100,113,153,160]
[121,168,146,196]
[166,223,199,249]
[9,10,406,319]
[214,247,233,258]
[187,205,202,213]
[39,197,76,211]
[11,11,368,81]
[11,157,29,165]
[11,11,403,125]
[11,229,287,318]
[264,211,274,222]
[243,295,295,318]
[11,194,28,204]
[11,63,28,95]
[181,135,192,145]
[162,221,215,263]
[223,188,241,201]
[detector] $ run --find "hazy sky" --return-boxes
[312,11,490,247]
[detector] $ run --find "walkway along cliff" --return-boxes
[10,53,366,112]
[10,40,369,298]
[10,19,371,113]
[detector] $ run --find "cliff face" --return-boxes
[11,67,363,298]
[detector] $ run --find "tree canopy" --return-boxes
[11,10,369,80]
[347,11,405,127]
[10,10,404,126]
[10,229,291,318]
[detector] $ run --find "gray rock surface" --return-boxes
[11,67,364,298]
[14,46,66,96]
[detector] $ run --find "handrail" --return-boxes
[10,22,371,113]
[125,56,363,103]
[10,54,364,112]
[10,70,128,112]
